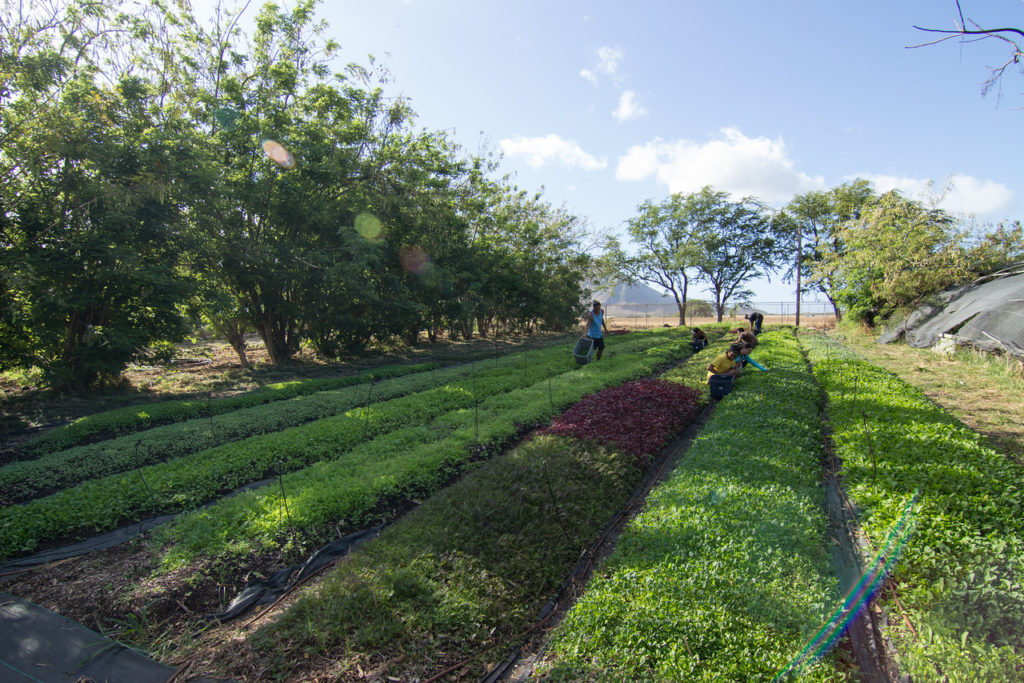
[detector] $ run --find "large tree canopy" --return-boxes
[781,179,876,322]
[611,187,780,324]
[0,1,194,389]
[0,0,593,389]
[605,191,718,325]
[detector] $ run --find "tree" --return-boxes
[688,188,779,322]
[608,192,713,325]
[0,1,194,389]
[964,220,1024,277]
[912,2,1024,104]
[782,180,876,322]
[180,0,414,363]
[827,191,967,326]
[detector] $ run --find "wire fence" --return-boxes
[603,301,838,330]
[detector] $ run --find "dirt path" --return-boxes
[835,330,1024,461]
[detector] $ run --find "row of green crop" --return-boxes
[152,329,697,569]
[801,332,1024,681]
[540,329,846,681]
[0,346,567,505]
[0,330,684,562]
[18,362,441,458]
[251,436,642,681]
[247,375,704,680]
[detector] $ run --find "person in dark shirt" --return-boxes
[691,327,708,352]
[746,311,764,335]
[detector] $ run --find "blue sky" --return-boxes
[197,0,1024,302]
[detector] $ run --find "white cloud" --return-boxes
[613,90,646,122]
[615,127,825,202]
[854,173,1014,217]
[579,46,624,85]
[596,46,623,76]
[500,134,608,171]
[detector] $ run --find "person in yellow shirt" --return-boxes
[706,343,744,383]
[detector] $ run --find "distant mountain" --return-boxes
[591,283,674,305]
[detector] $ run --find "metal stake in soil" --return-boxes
[850,374,859,419]
[472,362,479,444]
[548,367,553,408]
[277,459,296,538]
[542,460,576,547]
[363,379,375,439]
[135,442,158,512]
[207,392,215,439]
[861,410,877,485]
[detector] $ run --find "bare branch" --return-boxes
[910,3,1024,104]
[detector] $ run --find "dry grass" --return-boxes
[836,328,1024,461]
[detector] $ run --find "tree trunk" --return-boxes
[256,313,294,365]
[830,298,843,322]
[226,333,250,369]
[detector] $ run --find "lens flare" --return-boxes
[355,213,383,241]
[774,491,919,681]
[399,246,430,275]
[262,140,296,169]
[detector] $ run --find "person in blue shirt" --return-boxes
[584,300,609,361]
[738,342,768,372]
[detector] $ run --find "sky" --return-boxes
[194,0,1024,303]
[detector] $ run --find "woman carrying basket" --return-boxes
[584,301,609,361]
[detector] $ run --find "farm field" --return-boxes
[6,3,1022,681]
[3,325,1024,681]
[801,332,1024,680]
[0,325,724,678]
